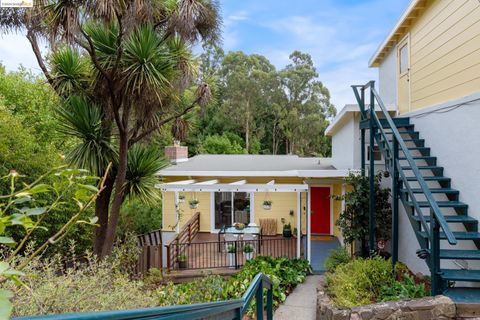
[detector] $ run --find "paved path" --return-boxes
[273,275,322,320]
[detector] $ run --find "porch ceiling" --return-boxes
[156,179,308,192]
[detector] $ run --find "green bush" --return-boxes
[324,247,351,272]
[379,273,426,302]
[325,256,394,307]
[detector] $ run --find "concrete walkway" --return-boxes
[273,275,322,320]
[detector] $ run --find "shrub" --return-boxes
[325,256,394,308]
[9,251,156,317]
[379,273,426,302]
[324,247,351,272]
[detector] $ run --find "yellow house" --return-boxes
[157,145,349,272]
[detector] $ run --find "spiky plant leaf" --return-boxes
[124,144,168,205]
[56,96,116,176]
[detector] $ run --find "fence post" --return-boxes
[188,224,192,244]
[235,240,238,269]
[267,285,273,320]
[166,245,171,272]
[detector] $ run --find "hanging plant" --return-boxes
[263,200,272,210]
[189,198,199,209]
[178,194,185,203]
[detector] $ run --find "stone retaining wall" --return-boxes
[316,278,479,320]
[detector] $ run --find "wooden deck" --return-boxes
[167,232,302,272]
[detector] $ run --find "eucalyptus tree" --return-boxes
[0,0,221,257]
[279,51,336,155]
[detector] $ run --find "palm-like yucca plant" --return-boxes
[56,96,117,177]
[124,144,168,205]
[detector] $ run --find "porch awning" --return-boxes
[156,179,308,192]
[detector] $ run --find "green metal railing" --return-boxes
[352,81,457,294]
[15,272,274,320]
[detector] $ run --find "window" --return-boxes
[367,145,382,161]
[214,192,251,229]
[399,43,408,74]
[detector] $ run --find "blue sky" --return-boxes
[0,0,410,109]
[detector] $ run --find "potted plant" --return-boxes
[189,198,199,209]
[178,254,187,269]
[283,222,292,238]
[263,200,272,210]
[178,194,185,203]
[243,244,254,260]
[234,222,245,230]
[227,244,237,268]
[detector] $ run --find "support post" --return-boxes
[256,282,264,320]
[266,285,273,320]
[361,87,366,176]
[307,187,311,262]
[392,137,399,268]
[174,191,180,234]
[296,191,301,258]
[431,212,441,295]
[368,85,376,255]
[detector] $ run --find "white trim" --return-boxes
[230,180,247,185]
[157,183,308,193]
[296,191,301,258]
[402,91,480,118]
[174,191,180,233]
[307,186,311,262]
[210,192,216,233]
[196,179,219,185]
[369,0,421,67]
[166,179,196,185]
[250,192,255,224]
[159,169,350,178]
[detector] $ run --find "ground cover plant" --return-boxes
[324,254,428,308]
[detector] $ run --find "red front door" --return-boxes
[310,187,331,234]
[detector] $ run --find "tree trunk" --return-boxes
[93,175,114,256]
[101,132,129,258]
[245,116,249,153]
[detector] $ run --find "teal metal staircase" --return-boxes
[353,81,480,298]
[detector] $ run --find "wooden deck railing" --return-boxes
[165,212,200,271]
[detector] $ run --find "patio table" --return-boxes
[218,226,263,253]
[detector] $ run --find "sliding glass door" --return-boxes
[214,192,251,229]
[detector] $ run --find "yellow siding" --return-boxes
[332,184,342,238]
[406,0,480,112]
[254,192,299,234]
[162,191,211,232]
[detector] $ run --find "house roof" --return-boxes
[369,0,427,67]
[158,154,348,178]
[325,104,397,136]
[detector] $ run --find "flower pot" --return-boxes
[244,252,254,260]
[283,229,292,238]
[179,198,185,204]
[178,260,187,269]
[189,203,198,209]
[263,204,271,210]
[228,253,236,268]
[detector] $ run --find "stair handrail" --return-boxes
[16,272,274,320]
[352,82,457,245]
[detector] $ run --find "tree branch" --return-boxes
[26,30,54,88]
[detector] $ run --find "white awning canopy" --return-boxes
[156,179,308,192]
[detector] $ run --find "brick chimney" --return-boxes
[165,141,188,164]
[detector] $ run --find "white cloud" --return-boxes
[0,34,39,72]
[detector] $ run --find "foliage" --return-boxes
[117,200,162,238]
[0,168,103,318]
[243,244,254,253]
[325,256,394,308]
[379,273,426,302]
[324,247,352,273]
[199,133,246,154]
[223,256,311,310]
[226,245,236,253]
[156,275,226,306]
[8,249,155,317]
[333,171,392,256]
[189,199,199,206]
[263,200,272,206]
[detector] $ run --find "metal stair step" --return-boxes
[399,156,436,161]
[418,231,480,240]
[400,188,459,194]
[405,201,467,208]
[401,166,442,170]
[388,138,424,143]
[444,287,480,303]
[412,215,477,224]
[440,269,480,282]
[405,176,451,182]
[403,147,430,152]
[440,249,480,260]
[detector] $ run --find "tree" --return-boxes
[199,133,246,154]
[333,171,392,257]
[0,0,221,257]
[279,51,336,155]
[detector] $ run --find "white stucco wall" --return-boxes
[331,113,361,170]
[378,47,397,109]
[397,93,480,275]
